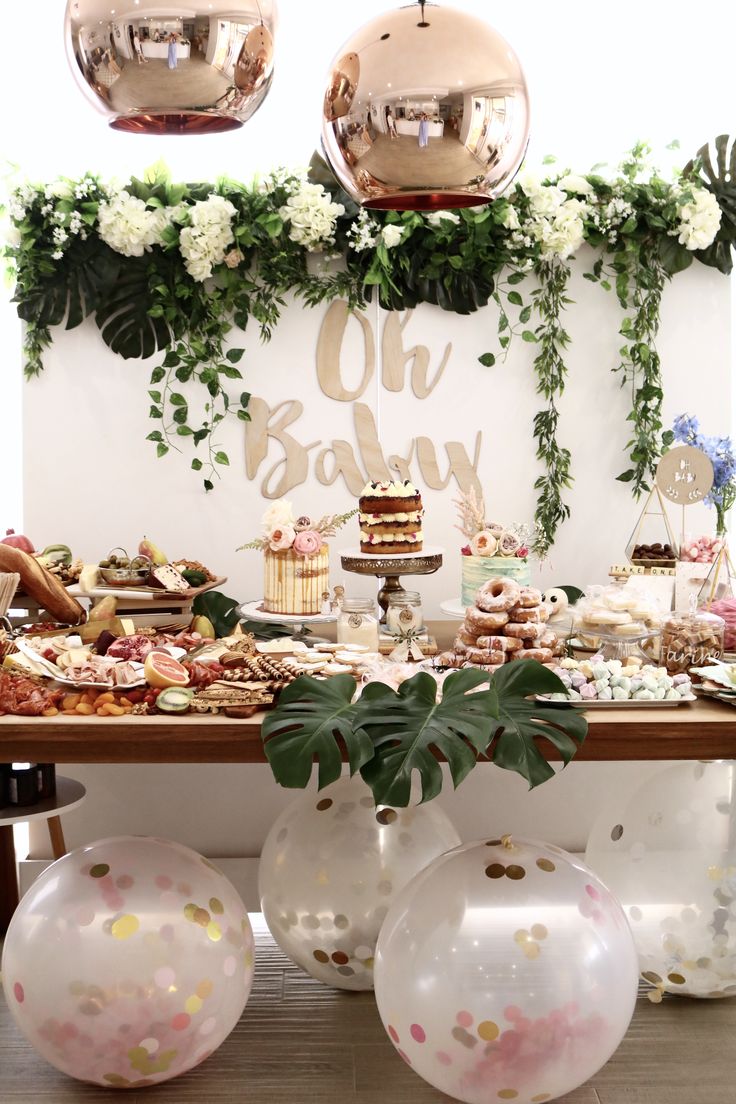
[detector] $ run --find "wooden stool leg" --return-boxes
[0,823,20,934]
[47,815,67,859]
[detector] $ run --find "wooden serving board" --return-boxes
[67,576,227,602]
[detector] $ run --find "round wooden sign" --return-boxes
[656,445,714,505]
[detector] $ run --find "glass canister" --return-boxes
[337,598,379,651]
[660,609,725,675]
[386,590,423,637]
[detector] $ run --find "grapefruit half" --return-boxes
[143,650,190,689]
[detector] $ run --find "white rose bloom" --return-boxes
[279,182,344,252]
[529,185,566,217]
[262,500,295,531]
[425,210,461,227]
[557,174,594,195]
[97,192,167,257]
[501,205,520,230]
[677,187,722,250]
[381,224,404,248]
[45,180,74,200]
[529,197,588,260]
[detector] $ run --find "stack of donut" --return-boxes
[438,577,565,672]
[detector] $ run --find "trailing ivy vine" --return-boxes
[2,140,735,552]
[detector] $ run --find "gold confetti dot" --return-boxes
[184,903,198,921]
[667,972,686,985]
[536,858,555,873]
[513,929,530,944]
[90,863,110,878]
[642,971,663,985]
[313,950,329,963]
[523,943,540,959]
[316,798,333,812]
[485,863,506,879]
[207,921,222,942]
[498,1091,519,1100]
[506,865,526,880]
[477,1020,499,1042]
[111,914,139,940]
[196,980,214,999]
[185,995,203,1015]
[531,924,548,941]
[194,908,211,927]
[334,914,349,929]
[532,1095,552,1103]
[376,809,398,825]
[209,898,224,915]
[316,870,330,886]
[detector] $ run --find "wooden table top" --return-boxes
[0,696,735,763]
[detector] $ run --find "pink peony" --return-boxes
[516,545,529,558]
[268,524,296,552]
[470,529,498,557]
[460,544,472,557]
[293,530,322,556]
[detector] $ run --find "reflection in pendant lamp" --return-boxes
[321,1,530,211]
[64,0,276,134]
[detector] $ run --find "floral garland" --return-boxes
[3,139,733,553]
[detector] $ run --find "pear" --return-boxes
[89,595,118,622]
[190,615,216,639]
[139,536,167,566]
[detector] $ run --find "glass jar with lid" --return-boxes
[660,608,725,675]
[337,597,379,651]
[386,590,423,637]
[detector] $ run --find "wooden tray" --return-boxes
[67,576,227,602]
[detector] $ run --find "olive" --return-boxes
[99,559,111,568]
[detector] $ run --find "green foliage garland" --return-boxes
[3,140,734,552]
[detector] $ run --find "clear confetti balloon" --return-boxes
[1,836,254,1088]
[258,774,461,990]
[374,837,638,1104]
[586,760,736,998]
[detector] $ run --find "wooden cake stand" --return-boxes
[340,546,443,622]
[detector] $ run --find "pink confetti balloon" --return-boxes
[1,836,254,1088]
[374,837,638,1104]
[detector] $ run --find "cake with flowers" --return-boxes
[359,480,423,554]
[239,501,354,616]
[455,488,533,606]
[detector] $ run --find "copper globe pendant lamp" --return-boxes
[321,1,529,210]
[64,0,276,134]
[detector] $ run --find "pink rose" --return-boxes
[516,545,529,559]
[460,544,472,557]
[293,530,322,557]
[268,524,296,552]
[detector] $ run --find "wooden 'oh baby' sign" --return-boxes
[244,301,483,500]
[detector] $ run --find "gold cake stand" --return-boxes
[340,546,444,623]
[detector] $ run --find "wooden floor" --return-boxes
[1,916,735,1103]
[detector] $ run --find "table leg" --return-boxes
[47,816,67,859]
[0,823,19,934]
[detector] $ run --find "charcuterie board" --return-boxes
[67,576,227,602]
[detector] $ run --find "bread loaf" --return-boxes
[0,545,86,625]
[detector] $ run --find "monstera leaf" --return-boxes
[261,674,373,790]
[684,134,736,274]
[15,237,120,331]
[485,661,588,788]
[355,669,495,806]
[95,257,173,360]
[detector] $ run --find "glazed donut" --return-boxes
[513,647,554,663]
[476,577,521,613]
[475,634,522,652]
[464,607,510,633]
[462,661,504,674]
[516,586,543,608]
[463,646,506,666]
[508,605,549,623]
[538,629,558,648]
[435,650,464,668]
[458,629,482,647]
[506,621,546,640]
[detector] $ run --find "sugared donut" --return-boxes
[515,586,543,609]
[508,605,549,623]
[463,647,506,666]
[506,621,546,640]
[435,650,463,668]
[476,577,521,613]
[475,634,522,652]
[462,661,504,674]
[464,607,510,633]
[513,647,554,663]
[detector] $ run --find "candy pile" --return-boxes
[707,598,736,651]
[631,541,676,564]
[680,535,723,564]
[543,656,693,702]
[438,578,565,672]
[574,584,661,641]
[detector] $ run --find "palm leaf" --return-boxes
[261,674,373,789]
[484,660,588,788]
[95,257,173,359]
[684,134,736,274]
[15,237,120,331]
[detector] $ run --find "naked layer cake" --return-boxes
[359,480,423,554]
[263,545,329,615]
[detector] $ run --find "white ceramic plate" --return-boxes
[535,694,696,709]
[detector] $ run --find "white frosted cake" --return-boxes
[264,545,329,616]
[461,555,531,607]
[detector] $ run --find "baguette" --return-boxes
[0,545,86,625]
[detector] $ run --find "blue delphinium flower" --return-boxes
[672,414,736,531]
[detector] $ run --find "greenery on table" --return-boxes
[3,138,734,553]
[261,660,587,806]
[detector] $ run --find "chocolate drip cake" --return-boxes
[359,480,424,554]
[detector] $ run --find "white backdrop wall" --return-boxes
[4,0,735,857]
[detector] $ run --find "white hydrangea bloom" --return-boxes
[525,196,589,260]
[279,181,345,252]
[676,187,722,250]
[381,223,403,248]
[178,193,237,281]
[97,192,168,258]
[500,205,520,230]
[425,210,460,227]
